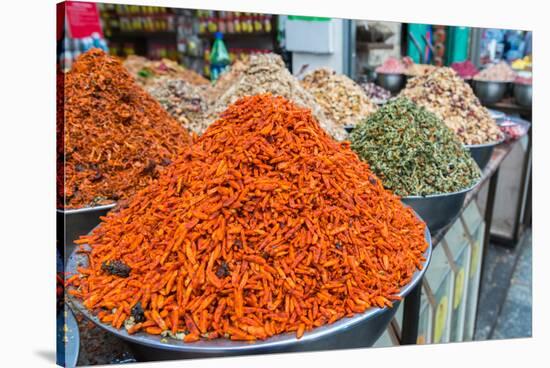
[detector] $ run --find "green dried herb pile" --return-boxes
[350,97,480,196]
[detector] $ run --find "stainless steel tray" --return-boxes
[57,305,80,367]
[58,203,116,263]
[67,221,431,360]
[402,179,480,234]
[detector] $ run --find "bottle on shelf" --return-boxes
[210,32,230,82]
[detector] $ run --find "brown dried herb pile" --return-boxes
[123,55,209,87]
[400,67,502,145]
[301,68,378,129]
[207,54,347,141]
[62,49,191,209]
[68,94,428,343]
[147,79,210,135]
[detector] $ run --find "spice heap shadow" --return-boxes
[62,48,191,209]
[350,97,481,197]
[400,67,502,145]
[207,53,347,141]
[68,94,428,343]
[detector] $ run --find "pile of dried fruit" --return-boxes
[375,57,405,74]
[147,79,210,135]
[123,55,209,87]
[208,60,247,101]
[401,57,436,77]
[62,49,191,209]
[400,67,502,145]
[301,68,378,128]
[359,82,392,105]
[208,53,346,141]
[68,94,428,343]
[450,60,479,79]
[474,61,517,82]
[350,97,480,196]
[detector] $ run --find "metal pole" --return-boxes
[401,281,422,344]
[473,168,500,333]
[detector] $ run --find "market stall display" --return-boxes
[123,55,210,87]
[67,94,429,346]
[207,53,347,141]
[400,67,502,145]
[61,49,191,209]
[300,68,378,129]
[350,97,480,197]
[147,79,210,135]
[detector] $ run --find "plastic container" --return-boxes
[210,32,230,81]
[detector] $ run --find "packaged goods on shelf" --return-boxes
[400,67,502,145]
[68,94,428,343]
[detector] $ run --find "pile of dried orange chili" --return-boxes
[61,49,191,209]
[68,94,428,342]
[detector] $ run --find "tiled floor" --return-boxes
[474,229,532,340]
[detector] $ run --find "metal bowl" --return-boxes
[465,137,504,171]
[57,305,80,367]
[402,180,479,234]
[376,73,406,94]
[513,83,532,107]
[472,80,508,105]
[67,224,431,361]
[58,203,116,263]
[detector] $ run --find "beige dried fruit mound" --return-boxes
[301,68,378,128]
[207,54,347,141]
[400,67,502,145]
[147,79,210,135]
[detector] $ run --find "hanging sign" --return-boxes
[66,1,103,39]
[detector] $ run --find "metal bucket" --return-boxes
[466,137,503,171]
[402,181,479,234]
[513,83,532,108]
[376,73,406,94]
[472,80,507,105]
[67,223,431,361]
[58,204,116,263]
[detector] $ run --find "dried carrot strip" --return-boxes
[69,94,427,344]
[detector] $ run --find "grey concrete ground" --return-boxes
[474,229,532,340]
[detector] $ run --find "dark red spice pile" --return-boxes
[60,49,191,209]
